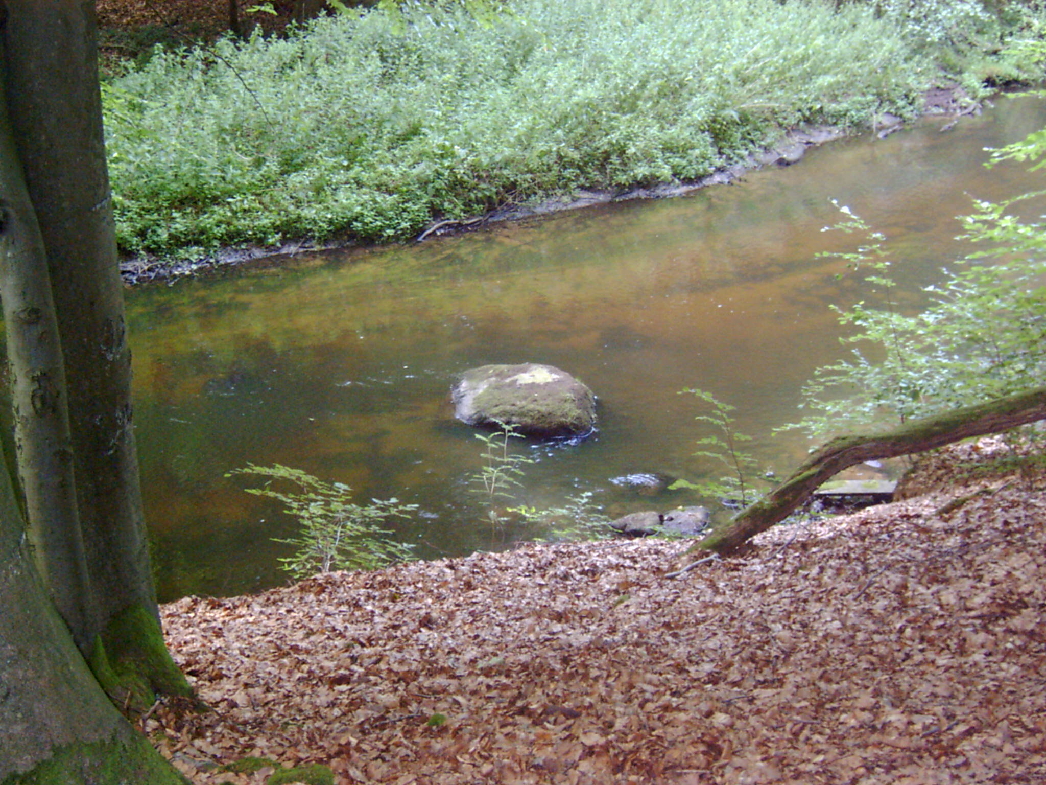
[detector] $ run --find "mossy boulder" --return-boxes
[608,506,710,537]
[451,363,597,439]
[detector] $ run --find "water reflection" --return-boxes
[128,95,1046,601]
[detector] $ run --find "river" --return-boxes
[126,94,1046,601]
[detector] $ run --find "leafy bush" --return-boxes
[670,388,770,511]
[228,464,416,579]
[846,0,1046,90]
[789,169,1046,439]
[106,0,930,256]
[877,0,1002,48]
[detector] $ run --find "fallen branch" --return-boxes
[934,481,1012,518]
[940,102,982,133]
[416,216,486,242]
[682,386,1046,560]
[664,553,719,579]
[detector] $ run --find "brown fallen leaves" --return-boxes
[155,440,1046,784]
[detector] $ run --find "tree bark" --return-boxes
[228,0,243,37]
[688,386,1046,558]
[1,0,190,705]
[0,439,186,785]
[0,43,94,651]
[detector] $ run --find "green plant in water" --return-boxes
[228,464,416,580]
[510,490,613,542]
[670,387,768,511]
[469,422,533,542]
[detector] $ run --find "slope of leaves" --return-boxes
[155,441,1046,784]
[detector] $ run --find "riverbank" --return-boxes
[119,84,983,286]
[117,125,851,285]
[152,438,1046,783]
[108,0,976,276]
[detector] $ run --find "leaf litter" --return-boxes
[154,440,1046,784]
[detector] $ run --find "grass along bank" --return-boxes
[105,0,959,264]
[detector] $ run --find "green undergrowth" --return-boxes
[105,0,959,258]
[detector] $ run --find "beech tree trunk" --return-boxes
[689,386,1046,557]
[1,0,190,705]
[229,0,243,37]
[0,439,186,785]
[0,49,94,651]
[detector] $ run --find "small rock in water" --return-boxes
[660,506,710,536]
[607,511,663,537]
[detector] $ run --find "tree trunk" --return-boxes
[687,386,1046,558]
[0,440,186,785]
[228,0,243,37]
[0,44,94,651]
[0,0,190,706]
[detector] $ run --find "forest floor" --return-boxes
[96,0,296,52]
[153,438,1046,784]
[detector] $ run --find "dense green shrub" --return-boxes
[106,0,937,256]
[867,0,1046,88]
[788,168,1046,439]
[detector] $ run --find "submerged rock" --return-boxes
[451,363,597,439]
[609,473,674,495]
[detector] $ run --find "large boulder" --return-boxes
[451,363,597,439]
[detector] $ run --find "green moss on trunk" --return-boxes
[1,734,188,785]
[92,603,193,710]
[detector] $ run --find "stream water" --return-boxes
[128,94,1046,601]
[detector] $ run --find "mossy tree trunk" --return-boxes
[0,438,187,785]
[686,386,1046,559]
[0,0,189,705]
